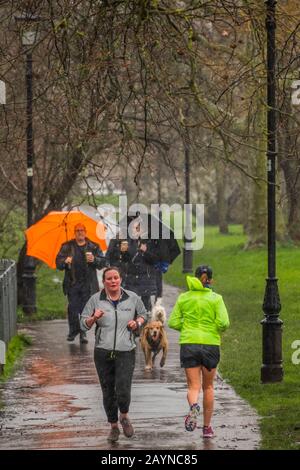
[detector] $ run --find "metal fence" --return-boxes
[0,259,17,346]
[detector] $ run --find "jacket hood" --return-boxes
[186,276,211,291]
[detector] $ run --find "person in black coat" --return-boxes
[56,223,107,343]
[106,222,159,312]
[105,236,131,278]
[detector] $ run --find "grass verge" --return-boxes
[0,334,32,382]
[18,264,66,322]
[165,224,300,450]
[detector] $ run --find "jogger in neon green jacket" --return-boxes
[168,276,229,345]
[168,265,229,438]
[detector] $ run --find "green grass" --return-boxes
[73,193,120,208]
[165,225,300,450]
[18,264,67,322]
[0,334,32,382]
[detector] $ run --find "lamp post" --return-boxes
[182,131,193,273]
[261,0,283,383]
[15,13,40,314]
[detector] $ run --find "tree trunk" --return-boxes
[121,162,139,206]
[278,98,300,242]
[216,160,229,234]
[276,132,289,243]
[244,100,267,249]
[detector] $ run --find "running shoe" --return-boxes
[202,425,214,438]
[184,403,200,432]
[120,417,134,438]
[107,427,120,443]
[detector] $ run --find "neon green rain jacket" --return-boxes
[168,276,230,345]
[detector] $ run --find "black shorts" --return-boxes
[180,344,220,371]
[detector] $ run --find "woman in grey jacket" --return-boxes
[80,267,147,443]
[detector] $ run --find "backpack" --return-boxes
[154,261,170,274]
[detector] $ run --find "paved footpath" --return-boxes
[0,284,260,450]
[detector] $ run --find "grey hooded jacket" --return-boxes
[80,288,147,352]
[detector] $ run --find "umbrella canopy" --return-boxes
[25,211,107,269]
[78,205,118,245]
[120,212,181,264]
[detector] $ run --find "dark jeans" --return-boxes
[67,282,91,336]
[155,270,163,300]
[94,348,136,423]
[141,295,152,312]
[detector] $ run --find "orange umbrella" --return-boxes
[25,211,107,269]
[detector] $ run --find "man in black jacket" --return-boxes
[56,223,107,343]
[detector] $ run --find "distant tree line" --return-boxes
[0,0,300,258]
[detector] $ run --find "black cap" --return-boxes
[195,265,213,280]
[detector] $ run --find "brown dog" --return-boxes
[140,320,168,370]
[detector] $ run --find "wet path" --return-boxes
[0,284,260,450]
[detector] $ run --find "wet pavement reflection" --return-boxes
[0,284,260,450]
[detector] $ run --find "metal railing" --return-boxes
[0,259,17,346]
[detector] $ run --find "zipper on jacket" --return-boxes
[110,308,118,359]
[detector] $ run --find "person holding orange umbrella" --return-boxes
[56,223,107,343]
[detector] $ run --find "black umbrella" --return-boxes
[120,211,181,264]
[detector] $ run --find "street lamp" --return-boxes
[261,0,283,383]
[182,132,193,273]
[15,12,41,314]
